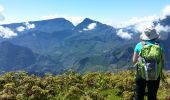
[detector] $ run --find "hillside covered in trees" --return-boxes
[0,70,169,100]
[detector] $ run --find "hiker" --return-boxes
[133,28,164,100]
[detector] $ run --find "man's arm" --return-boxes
[133,52,138,65]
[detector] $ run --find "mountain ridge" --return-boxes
[0,17,169,74]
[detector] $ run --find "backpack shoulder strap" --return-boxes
[154,41,160,45]
[141,41,146,47]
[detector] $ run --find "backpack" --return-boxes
[137,42,164,80]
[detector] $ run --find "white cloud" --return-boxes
[161,5,170,19]
[155,24,170,32]
[16,26,25,32]
[41,14,85,26]
[83,28,87,31]
[114,16,158,40]
[0,26,17,38]
[0,5,3,12]
[134,21,155,33]
[0,5,5,21]
[88,23,97,30]
[109,5,170,29]
[129,5,170,40]
[0,13,5,21]
[83,23,97,31]
[113,5,170,32]
[64,16,84,26]
[16,22,35,32]
[114,5,170,40]
[116,29,132,40]
[24,22,35,29]
[0,6,17,38]
[117,15,159,28]
[155,24,170,40]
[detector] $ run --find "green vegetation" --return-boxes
[0,70,169,100]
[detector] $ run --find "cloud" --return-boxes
[114,16,158,39]
[64,16,85,26]
[114,5,170,30]
[134,21,155,33]
[0,26,17,38]
[16,22,35,32]
[132,5,170,40]
[0,5,17,38]
[155,24,170,32]
[41,14,85,26]
[16,26,25,32]
[117,15,159,29]
[116,29,132,40]
[88,23,97,30]
[114,5,170,40]
[161,5,170,19]
[83,23,97,31]
[155,24,170,40]
[0,5,3,12]
[109,5,170,29]
[0,5,5,21]
[24,22,35,29]
[0,13,5,21]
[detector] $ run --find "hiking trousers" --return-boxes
[135,74,160,100]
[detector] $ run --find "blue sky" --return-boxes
[0,0,170,25]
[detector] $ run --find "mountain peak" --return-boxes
[74,18,114,32]
[75,18,97,31]
[1,18,75,34]
[35,18,71,24]
[32,18,75,32]
[83,18,95,23]
[79,18,97,25]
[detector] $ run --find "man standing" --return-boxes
[133,28,164,100]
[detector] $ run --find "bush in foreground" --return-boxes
[0,70,169,100]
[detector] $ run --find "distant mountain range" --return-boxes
[0,16,170,74]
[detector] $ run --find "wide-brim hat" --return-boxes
[140,28,159,40]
